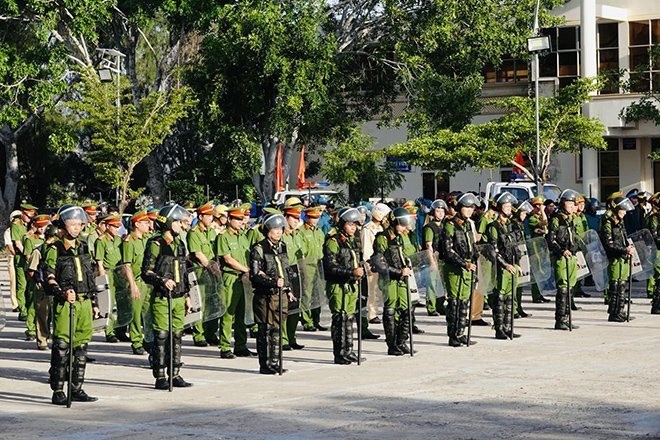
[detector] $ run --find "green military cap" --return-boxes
[20,203,38,212]
[303,206,323,218]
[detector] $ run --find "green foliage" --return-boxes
[62,70,194,211]
[322,127,404,201]
[388,77,606,182]
[391,0,564,134]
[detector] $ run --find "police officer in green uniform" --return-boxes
[141,204,193,389]
[323,207,364,365]
[215,206,254,359]
[120,211,151,355]
[546,189,581,330]
[22,214,49,341]
[250,213,294,374]
[486,192,522,340]
[45,205,98,405]
[600,196,635,322]
[528,196,552,303]
[280,203,306,350]
[441,193,479,347]
[371,207,417,356]
[511,200,533,318]
[299,206,327,332]
[423,199,448,316]
[571,194,591,303]
[94,215,124,343]
[187,202,222,347]
[11,203,37,321]
[645,193,660,314]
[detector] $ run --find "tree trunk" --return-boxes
[0,126,20,246]
[145,153,167,206]
[261,137,279,202]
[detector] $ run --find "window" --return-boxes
[629,19,660,92]
[538,26,580,88]
[599,138,619,198]
[598,23,620,94]
[483,57,528,84]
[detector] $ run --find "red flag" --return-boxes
[296,144,306,189]
[274,143,284,193]
[513,151,525,174]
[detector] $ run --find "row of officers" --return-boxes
[5,186,660,406]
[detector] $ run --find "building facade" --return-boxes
[365,0,660,201]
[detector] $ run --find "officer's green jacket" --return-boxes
[141,231,188,297]
[442,215,477,268]
[22,231,44,270]
[299,223,325,262]
[546,210,580,259]
[121,231,147,278]
[528,212,548,238]
[323,231,362,284]
[486,216,522,267]
[574,212,589,237]
[599,212,629,260]
[282,227,305,265]
[95,232,122,270]
[187,222,217,268]
[476,210,498,242]
[215,227,250,275]
[44,237,97,297]
[645,210,660,248]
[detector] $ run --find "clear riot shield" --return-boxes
[287,264,303,315]
[299,258,326,314]
[574,251,590,280]
[477,244,496,298]
[526,237,556,293]
[628,229,657,281]
[242,273,255,326]
[112,266,134,328]
[93,274,111,331]
[579,230,609,290]
[517,243,532,286]
[197,267,225,325]
[184,270,203,327]
[408,250,444,306]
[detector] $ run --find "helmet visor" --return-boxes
[263,214,286,231]
[616,198,635,212]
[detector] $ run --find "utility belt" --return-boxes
[155,290,186,300]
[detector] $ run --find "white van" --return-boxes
[484,181,562,202]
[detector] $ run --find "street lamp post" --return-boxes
[96,48,126,207]
[527,0,550,197]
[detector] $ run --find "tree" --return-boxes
[619,45,660,159]
[61,71,193,213]
[190,0,349,202]
[322,127,403,201]
[388,77,607,183]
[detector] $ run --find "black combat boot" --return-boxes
[257,324,276,374]
[652,283,660,315]
[396,309,414,354]
[71,344,97,402]
[153,331,169,389]
[50,339,69,405]
[171,331,192,387]
[457,300,477,345]
[494,295,508,339]
[344,314,361,363]
[332,313,351,364]
[383,308,402,356]
[446,299,461,347]
[554,288,570,330]
[608,281,625,322]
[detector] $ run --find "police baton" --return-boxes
[356,269,363,366]
[627,254,633,322]
[467,265,476,347]
[278,287,284,376]
[404,258,414,358]
[67,297,74,408]
[565,256,572,332]
[167,289,173,392]
[510,266,515,340]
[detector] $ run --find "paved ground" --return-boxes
[1,265,659,439]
